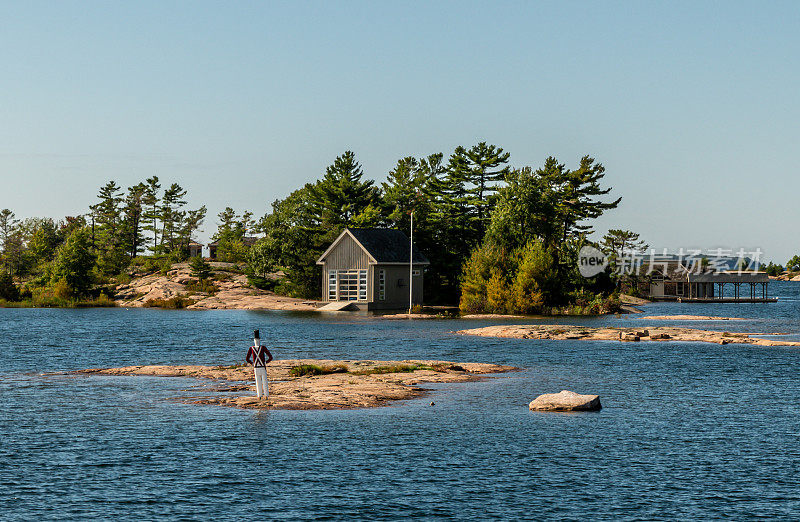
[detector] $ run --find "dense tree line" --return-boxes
[7,143,788,310]
[0,177,205,300]
[247,144,622,312]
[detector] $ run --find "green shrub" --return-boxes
[189,256,213,280]
[247,274,277,291]
[351,363,432,375]
[216,239,250,263]
[0,271,19,301]
[141,257,162,273]
[289,364,349,377]
[460,240,554,315]
[51,279,73,300]
[185,278,219,295]
[144,296,194,309]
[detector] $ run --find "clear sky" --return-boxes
[1,1,798,263]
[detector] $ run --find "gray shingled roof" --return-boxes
[348,228,430,264]
[687,272,769,283]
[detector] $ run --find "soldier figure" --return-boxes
[246,329,273,398]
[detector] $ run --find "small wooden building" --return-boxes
[188,241,203,258]
[317,228,430,310]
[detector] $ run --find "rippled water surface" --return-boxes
[2,282,800,520]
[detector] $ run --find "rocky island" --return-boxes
[76,359,517,410]
[458,324,800,347]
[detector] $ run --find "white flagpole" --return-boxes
[409,211,413,314]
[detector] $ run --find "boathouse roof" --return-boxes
[686,271,770,283]
[317,228,430,265]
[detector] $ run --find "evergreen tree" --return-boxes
[0,269,19,301]
[213,207,251,242]
[0,209,19,272]
[91,181,126,275]
[250,184,325,297]
[142,176,161,254]
[382,156,432,232]
[308,151,379,229]
[485,166,557,252]
[180,206,207,253]
[122,183,147,258]
[189,255,212,280]
[159,183,187,254]
[27,218,61,266]
[464,142,510,238]
[51,228,95,296]
[600,229,648,265]
[546,155,621,242]
[600,229,648,289]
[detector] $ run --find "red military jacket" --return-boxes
[246,345,273,368]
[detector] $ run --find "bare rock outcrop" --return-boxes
[458,324,800,347]
[529,390,602,412]
[76,359,517,410]
[114,262,319,311]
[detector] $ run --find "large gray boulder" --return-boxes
[528,390,602,412]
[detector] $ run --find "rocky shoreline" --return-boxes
[641,315,745,321]
[114,262,319,311]
[458,324,800,347]
[76,359,517,410]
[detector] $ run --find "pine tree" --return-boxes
[214,207,243,242]
[92,181,126,274]
[464,142,510,238]
[308,151,378,229]
[549,155,621,242]
[0,209,18,272]
[159,183,187,254]
[485,166,557,252]
[122,183,147,258]
[51,228,95,296]
[142,176,161,254]
[180,206,207,253]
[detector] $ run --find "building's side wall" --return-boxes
[320,235,373,302]
[649,281,665,297]
[369,264,424,310]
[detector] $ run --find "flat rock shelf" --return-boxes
[458,324,800,347]
[75,359,517,410]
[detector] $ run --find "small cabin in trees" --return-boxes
[317,228,429,310]
[188,241,203,258]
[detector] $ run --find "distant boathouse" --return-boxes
[639,254,775,303]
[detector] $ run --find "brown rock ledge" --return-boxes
[457,324,800,347]
[75,359,517,410]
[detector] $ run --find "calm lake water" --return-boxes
[2,282,800,520]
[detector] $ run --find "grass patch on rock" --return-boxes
[289,364,349,377]
[144,296,195,309]
[351,363,434,375]
[185,279,219,295]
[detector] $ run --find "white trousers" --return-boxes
[254,367,269,398]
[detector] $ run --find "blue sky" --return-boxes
[1,1,798,263]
